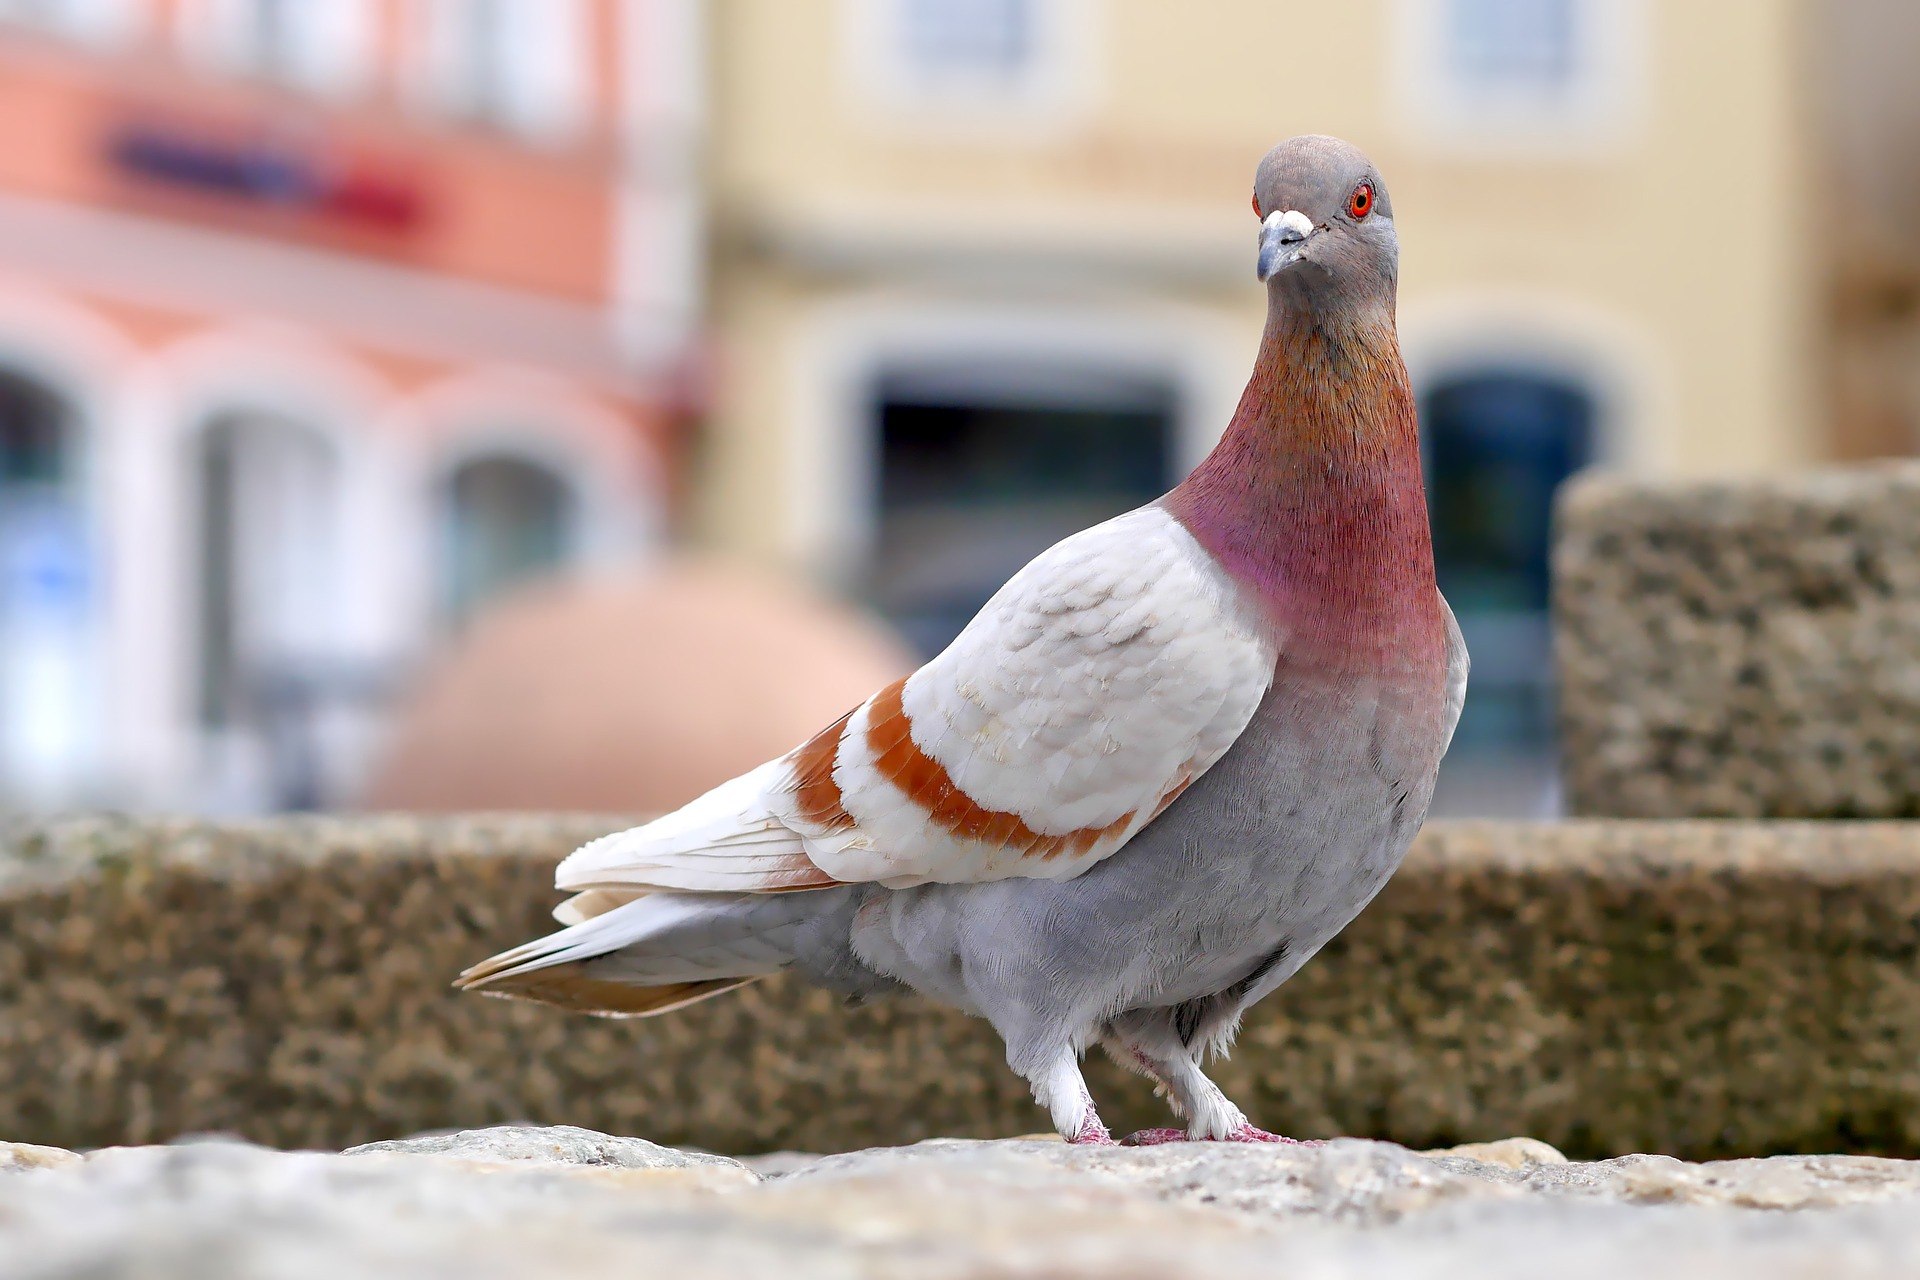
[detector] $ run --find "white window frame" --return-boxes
[1391,0,1646,154]
[179,0,375,97]
[0,0,139,45]
[784,295,1242,588]
[842,0,1098,137]
[413,0,591,143]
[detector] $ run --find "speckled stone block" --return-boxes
[3,817,1919,1160]
[1556,463,1920,818]
[10,1131,1920,1279]
[11,1136,1920,1274]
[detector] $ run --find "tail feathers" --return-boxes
[461,968,756,1019]
[456,890,822,1018]
[555,762,839,895]
[552,888,643,926]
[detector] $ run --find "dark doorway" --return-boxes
[871,360,1177,655]
[1422,366,1596,813]
[0,373,69,488]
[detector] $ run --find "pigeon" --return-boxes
[458,135,1467,1146]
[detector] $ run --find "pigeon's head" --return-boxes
[1251,135,1396,310]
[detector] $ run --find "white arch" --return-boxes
[398,368,666,573]
[149,325,404,643]
[783,290,1250,585]
[0,285,144,530]
[1398,290,1668,471]
[0,285,141,434]
[130,325,414,809]
[150,323,392,450]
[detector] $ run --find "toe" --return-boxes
[1225,1123,1321,1145]
[1067,1115,1117,1146]
[1119,1127,1189,1146]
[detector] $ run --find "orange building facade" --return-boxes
[0,0,703,810]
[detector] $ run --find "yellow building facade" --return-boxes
[695,0,1819,810]
[700,0,1816,571]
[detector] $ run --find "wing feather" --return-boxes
[549,506,1275,896]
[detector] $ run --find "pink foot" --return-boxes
[1119,1127,1188,1146]
[1224,1123,1315,1145]
[1067,1115,1116,1146]
[1120,1124,1322,1146]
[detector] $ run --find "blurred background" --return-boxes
[0,0,1911,821]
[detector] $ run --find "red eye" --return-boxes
[1251,192,1262,218]
[1346,182,1374,219]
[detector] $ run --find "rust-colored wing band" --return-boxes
[791,708,857,833]
[863,678,1143,861]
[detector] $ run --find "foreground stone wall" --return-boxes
[1556,463,1920,818]
[8,1126,1920,1279]
[3,816,1919,1158]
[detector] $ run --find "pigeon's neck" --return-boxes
[1165,299,1440,652]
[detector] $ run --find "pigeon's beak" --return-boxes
[1257,210,1315,282]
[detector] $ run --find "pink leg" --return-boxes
[1034,1052,1114,1145]
[1067,1113,1116,1146]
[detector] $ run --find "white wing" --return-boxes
[557,506,1276,897]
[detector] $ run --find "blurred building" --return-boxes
[694,0,1819,814]
[2,0,1878,820]
[1821,0,1920,464]
[0,0,702,810]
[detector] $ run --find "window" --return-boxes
[845,0,1094,125]
[1394,0,1643,149]
[440,455,576,624]
[194,414,343,809]
[189,0,373,95]
[0,372,65,488]
[0,371,95,805]
[422,0,589,140]
[1422,367,1595,812]
[901,0,1034,86]
[0,0,136,43]
[870,360,1173,655]
[1446,0,1576,95]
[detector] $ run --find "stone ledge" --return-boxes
[2,816,1918,1158]
[4,1126,1919,1279]
[1555,462,1920,818]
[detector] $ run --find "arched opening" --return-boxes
[0,368,93,804]
[438,452,578,624]
[1421,365,1597,813]
[869,358,1178,655]
[193,411,344,810]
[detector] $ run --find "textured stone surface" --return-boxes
[343,1124,757,1188]
[2,1129,1919,1279]
[0,1143,79,1173]
[1556,462,1920,818]
[1422,1137,1568,1169]
[4,817,1920,1159]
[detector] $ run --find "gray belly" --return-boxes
[852,666,1452,1028]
